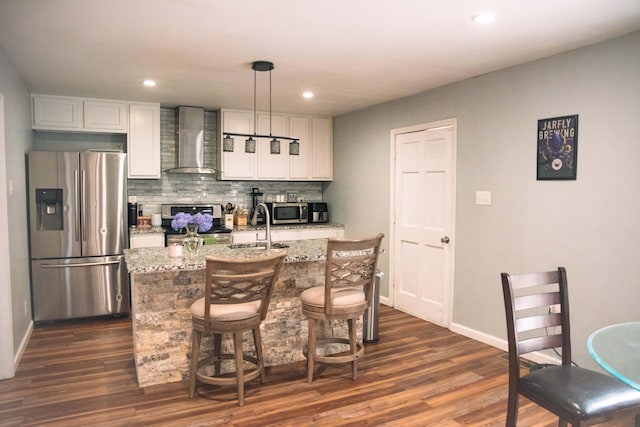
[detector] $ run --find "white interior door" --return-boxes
[392,120,456,326]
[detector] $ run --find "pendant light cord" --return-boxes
[269,68,272,137]
[253,67,257,136]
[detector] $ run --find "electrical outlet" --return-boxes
[549,304,561,313]
[24,300,28,316]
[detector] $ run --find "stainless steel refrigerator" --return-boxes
[28,151,129,322]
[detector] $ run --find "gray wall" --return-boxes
[0,49,33,371]
[327,31,640,369]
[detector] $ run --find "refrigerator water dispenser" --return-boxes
[36,188,63,231]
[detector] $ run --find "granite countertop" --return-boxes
[124,238,328,273]
[232,222,344,232]
[129,223,342,235]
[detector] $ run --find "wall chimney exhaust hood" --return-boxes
[166,106,216,174]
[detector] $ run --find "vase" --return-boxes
[183,224,203,257]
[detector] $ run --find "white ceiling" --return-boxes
[1,0,639,117]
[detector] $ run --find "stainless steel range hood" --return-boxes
[166,106,216,174]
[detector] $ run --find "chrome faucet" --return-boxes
[251,202,271,249]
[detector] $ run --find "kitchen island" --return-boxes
[125,239,354,388]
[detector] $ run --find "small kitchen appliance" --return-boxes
[308,202,329,223]
[265,202,308,225]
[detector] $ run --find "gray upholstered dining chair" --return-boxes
[500,267,640,426]
[189,250,286,406]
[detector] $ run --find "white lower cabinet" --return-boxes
[130,233,165,249]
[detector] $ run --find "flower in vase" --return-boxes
[171,212,213,233]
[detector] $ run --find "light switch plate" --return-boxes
[476,191,492,206]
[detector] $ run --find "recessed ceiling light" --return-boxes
[302,91,314,99]
[472,13,494,24]
[143,79,156,87]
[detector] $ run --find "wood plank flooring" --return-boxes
[0,306,636,426]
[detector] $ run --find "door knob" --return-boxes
[441,236,450,244]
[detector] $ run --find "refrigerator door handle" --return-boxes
[40,259,121,268]
[74,169,80,242]
[80,169,86,243]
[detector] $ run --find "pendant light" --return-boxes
[223,61,300,155]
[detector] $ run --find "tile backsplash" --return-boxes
[127,108,323,215]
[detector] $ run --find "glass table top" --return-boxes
[587,322,640,391]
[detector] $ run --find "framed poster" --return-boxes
[537,114,578,180]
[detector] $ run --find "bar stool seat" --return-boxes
[189,251,286,406]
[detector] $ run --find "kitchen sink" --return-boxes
[228,242,289,250]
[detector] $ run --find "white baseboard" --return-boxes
[449,321,560,365]
[13,320,33,371]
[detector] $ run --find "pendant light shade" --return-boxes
[270,138,281,154]
[223,135,234,152]
[289,140,300,156]
[245,136,256,153]
[223,61,301,155]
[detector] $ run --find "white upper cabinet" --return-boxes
[219,109,256,179]
[257,112,289,179]
[83,100,128,132]
[32,95,82,130]
[311,117,333,180]
[32,94,127,133]
[289,115,312,180]
[219,108,332,181]
[32,94,160,179]
[128,102,161,179]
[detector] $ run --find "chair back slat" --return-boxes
[508,270,559,289]
[513,291,561,311]
[516,312,562,332]
[518,334,564,355]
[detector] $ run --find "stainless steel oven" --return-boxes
[266,202,308,224]
[161,204,232,245]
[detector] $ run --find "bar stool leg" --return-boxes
[307,318,318,383]
[252,327,266,383]
[189,329,202,398]
[348,318,357,380]
[233,332,245,406]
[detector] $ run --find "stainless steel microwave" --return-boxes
[266,202,308,224]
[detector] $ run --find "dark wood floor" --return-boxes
[0,306,636,426]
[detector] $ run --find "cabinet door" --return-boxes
[272,229,300,241]
[84,100,127,133]
[232,230,258,244]
[32,94,82,130]
[312,117,333,180]
[130,233,165,248]
[220,110,256,179]
[128,103,160,179]
[289,116,312,180]
[300,228,343,239]
[257,113,289,179]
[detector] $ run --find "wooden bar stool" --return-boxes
[300,234,383,382]
[189,251,286,406]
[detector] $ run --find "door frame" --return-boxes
[387,118,457,326]
[0,93,15,379]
